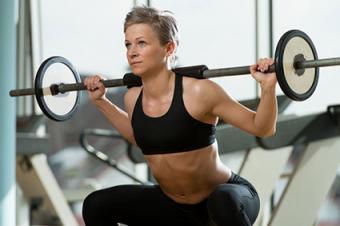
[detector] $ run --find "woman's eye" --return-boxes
[138,41,146,47]
[125,43,131,49]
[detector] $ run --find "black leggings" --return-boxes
[82,172,260,226]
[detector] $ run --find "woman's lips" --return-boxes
[131,61,142,66]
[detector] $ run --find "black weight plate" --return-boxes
[275,30,319,101]
[35,56,81,121]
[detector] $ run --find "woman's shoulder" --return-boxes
[182,76,233,109]
[125,86,142,98]
[124,86,142,111]
[183,76,225,96]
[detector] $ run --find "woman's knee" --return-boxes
[207,185,252,225]
[82,188,122,226]
[207,185,240,212]
[82,190,103,215]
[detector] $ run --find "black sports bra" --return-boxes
[131,74,216,155]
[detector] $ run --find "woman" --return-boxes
[82,6,277,226]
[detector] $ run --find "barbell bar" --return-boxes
[9,56,340,97]
[8,29,340,121]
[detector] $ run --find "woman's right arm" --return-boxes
[84,75,137,144]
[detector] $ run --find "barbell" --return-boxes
[9,29,340,121]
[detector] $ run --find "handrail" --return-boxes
[80,128,147,184]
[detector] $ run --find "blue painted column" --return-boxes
[0,0,17,225]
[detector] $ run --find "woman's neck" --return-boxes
[141,67,175,100]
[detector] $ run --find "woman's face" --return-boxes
[125,23,171,76]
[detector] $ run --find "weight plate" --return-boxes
[275,30,319,101]
[35,56,81,121]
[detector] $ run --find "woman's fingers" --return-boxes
[85,75,103,91]
[257,58,274,72]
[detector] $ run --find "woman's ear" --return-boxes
[166,41,176,57]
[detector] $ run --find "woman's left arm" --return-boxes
[249,58,278,137]
[208,58,277,137]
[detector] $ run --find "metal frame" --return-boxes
[17,154,78,226]
[16,115,49,155]
[16,0,43,117]
[217,104,340,154]
[80,128,148,184]
[17,0,34,117]
[269,137,340,226]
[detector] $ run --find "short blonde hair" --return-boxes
[124,6,179,48]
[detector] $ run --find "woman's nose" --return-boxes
[128,46,139,58]
[131,52,139,58]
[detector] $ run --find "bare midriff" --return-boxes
[144,142,231,204]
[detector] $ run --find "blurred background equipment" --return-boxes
[2,0,340,226]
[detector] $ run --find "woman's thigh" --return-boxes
[207,173,260,226]
[83,184,203,226]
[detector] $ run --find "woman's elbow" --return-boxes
[266,126,276,137]
[256,126,276,138]
[127,135,137,146]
